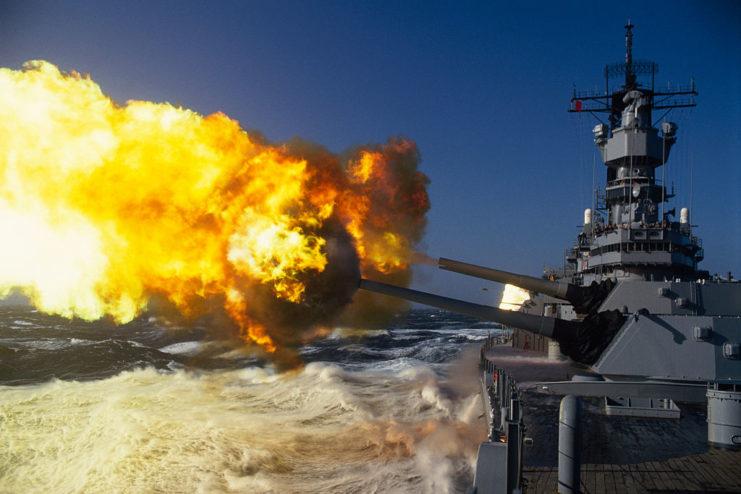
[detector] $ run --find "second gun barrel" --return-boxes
[438,257,571,300]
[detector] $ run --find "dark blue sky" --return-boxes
[3,1,740,304]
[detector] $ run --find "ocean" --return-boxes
[0,306,499,493]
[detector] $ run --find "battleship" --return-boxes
[359,23,741,493]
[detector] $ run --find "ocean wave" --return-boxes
[12,319,36,326]
[0,362,483,493]
[0,308,487,491]
[0,337,97,351]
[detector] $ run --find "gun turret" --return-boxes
[359,278,625,365]
[438,257,614,314]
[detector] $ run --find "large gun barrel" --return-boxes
[359,278,576,339]
[437,257,613,314]
[359,278,625,365]
[439,257,571,299]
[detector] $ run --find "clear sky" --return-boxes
[2,0,740,305]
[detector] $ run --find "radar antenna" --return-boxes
[625,20,635,86]
[569,24,697,130]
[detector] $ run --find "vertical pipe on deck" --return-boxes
[558,395,582,494]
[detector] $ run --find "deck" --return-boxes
[484,344,741,493]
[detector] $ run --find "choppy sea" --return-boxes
[0,306,501,493]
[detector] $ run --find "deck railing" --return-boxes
[475,335,524,493]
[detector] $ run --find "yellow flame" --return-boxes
[341,147,427,277]
[0,61,430,352]
[348,151,380,184]
[498,284,531,311]
[0,61,327,340]
[227,211,327,302]
[225,290,276,352]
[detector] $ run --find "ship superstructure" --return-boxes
[357,23,741,493]
[566,22,702,285]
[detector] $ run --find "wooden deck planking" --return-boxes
[485,344,741,493]
[520,449,741,493]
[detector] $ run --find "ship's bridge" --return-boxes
[575,222,704,283]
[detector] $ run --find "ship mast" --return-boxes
[567,24,702,283]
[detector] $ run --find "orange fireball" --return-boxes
[0,61,429,353]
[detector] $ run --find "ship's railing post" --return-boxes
[505,420,521,493]
[558,394,583,494]
[507,396,523,492]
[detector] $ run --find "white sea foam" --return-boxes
[326,327,388,339]
[0,337,95,351]
[0,363,483,493]
[12,319,35,326]
[158,340,202,355]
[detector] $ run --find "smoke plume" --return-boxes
[0,61,430,363]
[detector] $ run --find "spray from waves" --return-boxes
[0,363,485,493]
